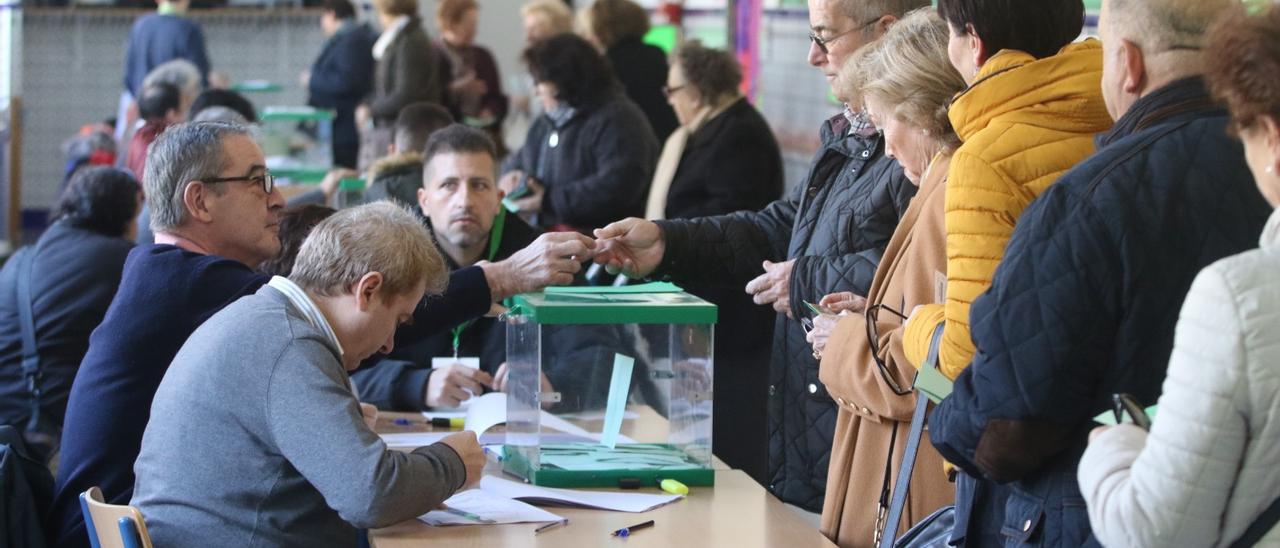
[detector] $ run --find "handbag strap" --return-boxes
[877,325,944,548]
[1231,496,1280,548]
[15,235,51,432]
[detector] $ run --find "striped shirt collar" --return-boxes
[267,276,345,357]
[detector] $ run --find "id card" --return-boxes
[431,357,480,370]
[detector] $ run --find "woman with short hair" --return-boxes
[435,0,508,153]
[1078,6,1280,546]
[0,167,141,455]
[645,41,783,483]
[499,33,659,232]
[804,10,965,546]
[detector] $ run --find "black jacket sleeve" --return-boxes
[654,186,799,289]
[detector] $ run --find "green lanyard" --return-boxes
[451,210,506,357]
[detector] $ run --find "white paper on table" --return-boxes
[479,475,682,512]
[380,431,505,450]
[418,488,564,526]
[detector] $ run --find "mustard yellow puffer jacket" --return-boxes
[903,40,1114,379]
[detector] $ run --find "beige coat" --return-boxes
[818,154,955,548]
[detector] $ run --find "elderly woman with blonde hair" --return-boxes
[803,8,965,547]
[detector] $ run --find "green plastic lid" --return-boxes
[271,167,330,184]
[512,284,717,325]
[261,106,335,122]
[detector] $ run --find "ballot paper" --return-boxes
[600,354,636,449]
[418,488,564,526]
[480,475,682,513]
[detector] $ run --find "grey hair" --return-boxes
[837,0,932,25]
[192,106,251,125]
[290,201,447,298]
[1108,0,1234,52]
[838,8,965,151]
[141,59,202,101]
[145,121,253,232]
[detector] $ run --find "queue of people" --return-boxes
[5,0,1280,547]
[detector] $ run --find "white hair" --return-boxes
[1108,0,1234,52]
[142,59,203,101]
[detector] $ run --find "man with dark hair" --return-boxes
[593,0,925,517]
[125,82,183,179]
[363,102,455,209]
[306,0,377,169]
[354,124,610,412]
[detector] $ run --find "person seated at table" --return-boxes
[364,101,454,210]
[0,167,141,457]
[353,125,615,412]
[132,202,485,547]
[47,121,586,548]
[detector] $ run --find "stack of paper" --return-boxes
[419,489,564,526]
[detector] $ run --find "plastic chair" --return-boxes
[79,486,154,548]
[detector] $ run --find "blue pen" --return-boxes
[393,418,411,426]
[611,520,655,537]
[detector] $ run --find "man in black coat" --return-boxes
[928,1,1273,545]
[592,0,924,513]
[305,0,376,169]
[353,125,613,412]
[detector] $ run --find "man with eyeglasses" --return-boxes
[46,121,593,548]
[592,0,927,521]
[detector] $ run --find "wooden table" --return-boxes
[369,410,833,547]
[369,469,836,548]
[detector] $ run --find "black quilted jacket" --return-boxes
[656,113,914,510]
[930,78,1273,546]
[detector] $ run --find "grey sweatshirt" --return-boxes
[131,285,466,547]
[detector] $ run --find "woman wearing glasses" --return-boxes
[1078,6,1280,546]
[803,10,963,547]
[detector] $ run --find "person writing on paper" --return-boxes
[802,10,962,546]
[1078,6,1280,546]
[132,202,484,547]
[351,125,613,412]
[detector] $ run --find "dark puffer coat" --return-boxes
[930,78,1273,547]
[655,113,914,510]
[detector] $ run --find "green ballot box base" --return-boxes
[502,444,716,488]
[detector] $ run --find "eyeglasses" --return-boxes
[1111,393,1152,430]
[809,15,883,54]
[864,303,912,396]
[662,84,687,99]
[203,172,276,195]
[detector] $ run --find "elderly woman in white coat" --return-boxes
[1078,5,1280,547]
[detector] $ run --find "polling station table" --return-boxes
[369,411,836,548]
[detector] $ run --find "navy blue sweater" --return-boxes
[122,13,211,96]
[47,245,491,548]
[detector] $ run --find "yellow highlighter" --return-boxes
[659,478,689,496]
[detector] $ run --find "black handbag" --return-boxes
[876,326,955,548]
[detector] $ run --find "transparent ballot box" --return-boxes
[502,283,716,488]
[259,106,334,184]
